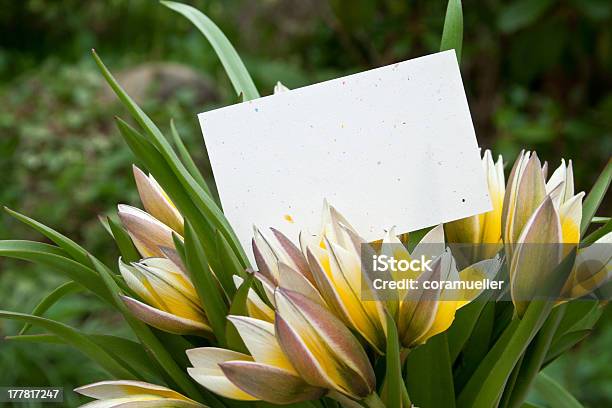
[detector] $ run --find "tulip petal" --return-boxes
[121,296,211,336]
[563,231,612,298]
[398,254,445,347]
[278,263,326,306]
[274,289,375,398]
[118,205,177,258]
[75,380,192,400]
[510,196,562,316]
[186,347,257,401]
[559,193,584,244]
[227,315,295,372]
[220,361,325,404]
[271,228,314,283]
[133,166,184,234]
[506,152,547,245]
[252,228,279,284]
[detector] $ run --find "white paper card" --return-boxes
[199,50,491,256]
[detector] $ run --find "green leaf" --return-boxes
[383,313,402,408]
[115,117,220,268]
[447,296,491,362]
[184,222,228,345]
[405,333,455,408]
[88,255,213,404]
[161,1,260,101]
[581,218,612,246]
[506,304,567,408]
[107,215,141,263]
[460,301,552,408]
[580,158,611,236]
[0,240,113,304]
[170,118,213,196]
[7,333,160,382]
[440,0,463,62]
[461,249,575,407]
[4,207,92,266]
[454,301,496,392]
[93,51,248,267]
[216,228,247,293]
[225,275,252,353]
[543,329,591,367]
[19,281,82,335]
[0,311,137,380]
[555,300,601,336]
[532,372,584,408]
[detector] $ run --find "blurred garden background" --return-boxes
[0,0,610,406]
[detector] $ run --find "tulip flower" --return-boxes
[445,150,505,261]
[503,153,586,316]
[561,231,612,299]
[133,165,184,234]
[186,314,325,404]
[119,257,211,336]
[303,202,387,353]
[397,249,501,348]
[233,275,275,322]
[274,288,376,400]
[187,289,378,404]
[118,166,184,258]
[74,380,204,407]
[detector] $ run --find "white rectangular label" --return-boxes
[199,50,491,258]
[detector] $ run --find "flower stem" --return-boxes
[363,392,386,408]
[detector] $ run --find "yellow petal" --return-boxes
[227,315,296,372]
[186,347,257,401]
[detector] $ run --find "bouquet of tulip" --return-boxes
[1,1,610,407]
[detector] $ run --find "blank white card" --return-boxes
[199,50,491,256]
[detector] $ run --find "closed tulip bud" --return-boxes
[119,258,211,336]
[133,165,184,235]
[74,380,204,407]
[117,204,178,258]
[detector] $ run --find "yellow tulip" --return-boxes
[132,165,184,234]
[445,150,505,262]
[303,202,387,354]
[118,166,184,258]
[74,380,204,407]
[119,257,211,336]
[503,153,586,316]
[395,247,501,348]
[561,231,612,299]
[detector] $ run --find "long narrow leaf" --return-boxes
[170,118,212,195]
[4,207,91,266]
[19,281,82,335]
[184,222,228,345]
[440,0,463,62]
[507,304,567,408]
[0,311,136,380]
[93,51,248,267]
[532,372,584,408]
[7,333,159,382]
[161,1,259,100]
[383,313,402,408]
[406,333,455,408]
[225,275,252,353]
[0,240,113,304]
[580,158,611,236]
[107,216,141,263]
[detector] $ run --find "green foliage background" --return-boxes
[0,0,610,406]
